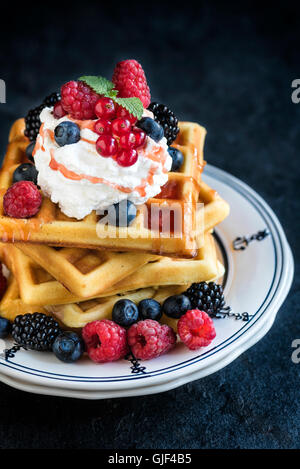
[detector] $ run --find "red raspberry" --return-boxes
[0,268,7,299]
[82,319,128,363]
[127,319,176,360]
[112,60,151,108]
[53,101,67,119]
[3,181,42,218]
[61,81,99,120]
[177,310,216,350]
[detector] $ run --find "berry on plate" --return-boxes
[138,299,162,321]
[3,181,42,218]
[111,117,131,136]
[177,309,216,350]
[162,294,191,319]
[61,80,99,120]
[53,101,67,119]
[0,316,11,339]
[168,147,184,172]
[119,132,137,149]
[116,105,137,125]
[25,141,36,162]
[94,118,112,135]
[13,163,38,185]
[132,128,146,148]
[127,319,176,360]
[116,149,138,167]
[54,121,81,146]
[43,91,61,107]
[96,134,118,157]
[107,200,137,227]
[95,97,116,120]
[148,102,179,145]
[82,319,128,363]
[12,313,61,351]
[112,59,151,108]
[24,104,45,142]
[184,282,225,316]
[52,331,85,363]
[112,299,139,327]
[136,117,164,142]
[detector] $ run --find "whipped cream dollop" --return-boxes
[34,108,172,219]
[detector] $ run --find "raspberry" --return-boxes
[82,319,128,363]
[177,309,216,350]
[127,319,176,360]
[53,101,67,119]
[3,181,42,218]
[0,269,7,300]
[112,60,151,108]
[61,81,99,120]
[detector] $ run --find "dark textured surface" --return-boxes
[0,2,299,449]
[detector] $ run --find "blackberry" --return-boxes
[12,313,61,351]
[43,91,61,107]
[24,92,61,142]
[24,104,45,142]
[184,282,225,316]
[148,102,179,145]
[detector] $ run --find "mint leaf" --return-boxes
[78,75,115,96]
[114,97,144,120]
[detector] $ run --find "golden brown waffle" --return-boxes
[45,285,188,329]
[5,233,224,306]
[0,119,207,257]
[13,244,157,298]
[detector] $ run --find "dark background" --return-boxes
[0,0,299,449]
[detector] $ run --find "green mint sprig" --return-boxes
[79,75,144,120]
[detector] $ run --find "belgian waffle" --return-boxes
[3,233,224,306]
[0,119,229,257]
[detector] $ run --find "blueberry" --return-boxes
[25,141,36,162]
[54,121,80,146]
[107,200,137,227]
[13,163,38,185]
[0,317,11,339]
[112,299,139,327]
[52,331,84,363]
[162,294,191,319]
[136,117,164,142]
[168,147,184,172]
[138,299,162,321]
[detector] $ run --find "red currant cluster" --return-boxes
[93,98,146,167]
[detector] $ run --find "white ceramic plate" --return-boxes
[0,165,294,399]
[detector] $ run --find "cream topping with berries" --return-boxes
[33,107,172,220]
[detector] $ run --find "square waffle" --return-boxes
[3,233,224,306]
[0,119,228,257]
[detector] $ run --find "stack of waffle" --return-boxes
[0,119,229,330]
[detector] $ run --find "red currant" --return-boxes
[116,149,138,167]
[111,118,131,136]
[132,128,146,148]
[94,119,112,135]
[95,98,116,119]
[116,105,137,125]
[119,132,136,149]
[96,135,118,157]
[53,101,67,119]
